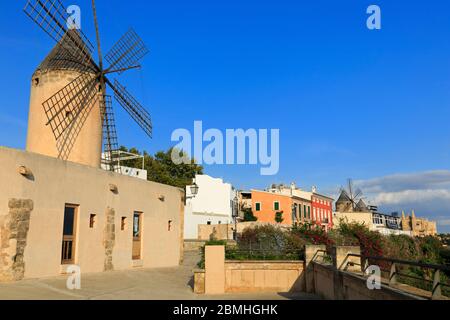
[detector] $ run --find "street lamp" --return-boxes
[184,182,199,205]
[190,183,199,197]
[232,194,239,241]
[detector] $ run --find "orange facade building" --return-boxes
[251,190,312,226]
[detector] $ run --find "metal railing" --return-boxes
[347,253,450,300]
[312,249,333,265]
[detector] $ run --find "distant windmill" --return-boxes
[23,0,152,172]
[336,179,367,212]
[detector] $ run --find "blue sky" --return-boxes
[0,0,449,231]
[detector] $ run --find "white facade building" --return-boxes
[184,175,238,240]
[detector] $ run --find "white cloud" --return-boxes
[351,171,450,232]
[373,189,450,206]
[356,170,450,193]
[438,219,450,227]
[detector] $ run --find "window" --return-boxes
[274,201,280,211]
[373,215,384,225]
[89,214,96,229]
[308,206,311,220]
[292,205,297,222]
[207,221,212,225]
[121,217,127,231]
[168,220,173,231]
[255,203,262,211]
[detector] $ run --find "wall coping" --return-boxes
[193,269,205,273]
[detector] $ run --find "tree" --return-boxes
[118,146,203,189]
[275,211,284,224]
[243,208,258,222]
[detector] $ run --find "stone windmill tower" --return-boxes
[24,0,152,170]
[26,31,103,167]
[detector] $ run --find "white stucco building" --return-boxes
[184,175,238,240]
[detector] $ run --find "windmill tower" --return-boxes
[23,0,152,171]
[335,179,366,212]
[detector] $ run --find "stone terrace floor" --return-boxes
[0,251,320,300]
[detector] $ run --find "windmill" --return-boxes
[23,0,152,172]
[336,179,367,212]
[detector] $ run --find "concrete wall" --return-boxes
[0,147,183,281]
[198,223,234,241]
[312,263,421,300]
[184,175,235,239]
[333,211,374,230]
[224,261,304,293]
[201,246,305,294]
[305,245,423,300]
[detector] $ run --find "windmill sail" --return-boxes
[24,0,95,68]
[25,0,153,167]
[105,28,149,74]
[42,74,99,141]
[109,79,153,138]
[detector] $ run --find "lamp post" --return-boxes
[232,194,239,241]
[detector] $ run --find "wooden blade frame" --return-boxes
[105,28,149,74]
[108,79,153,138]
[24,0,97,69]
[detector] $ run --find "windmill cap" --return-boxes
[34,30,95,75]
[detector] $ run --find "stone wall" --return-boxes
[103,208,115,271]
[0,199,33,281]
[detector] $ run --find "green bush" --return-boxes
[242,208,258,222]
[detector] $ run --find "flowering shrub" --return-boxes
[335,220,383,257]
[292,223,334,248]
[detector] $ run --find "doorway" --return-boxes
[61,204,78,264]
[132,212,143,260]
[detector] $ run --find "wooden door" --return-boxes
[61,205,78,264]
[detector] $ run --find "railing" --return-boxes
[347,253,450,300]
[312,249,333,265]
